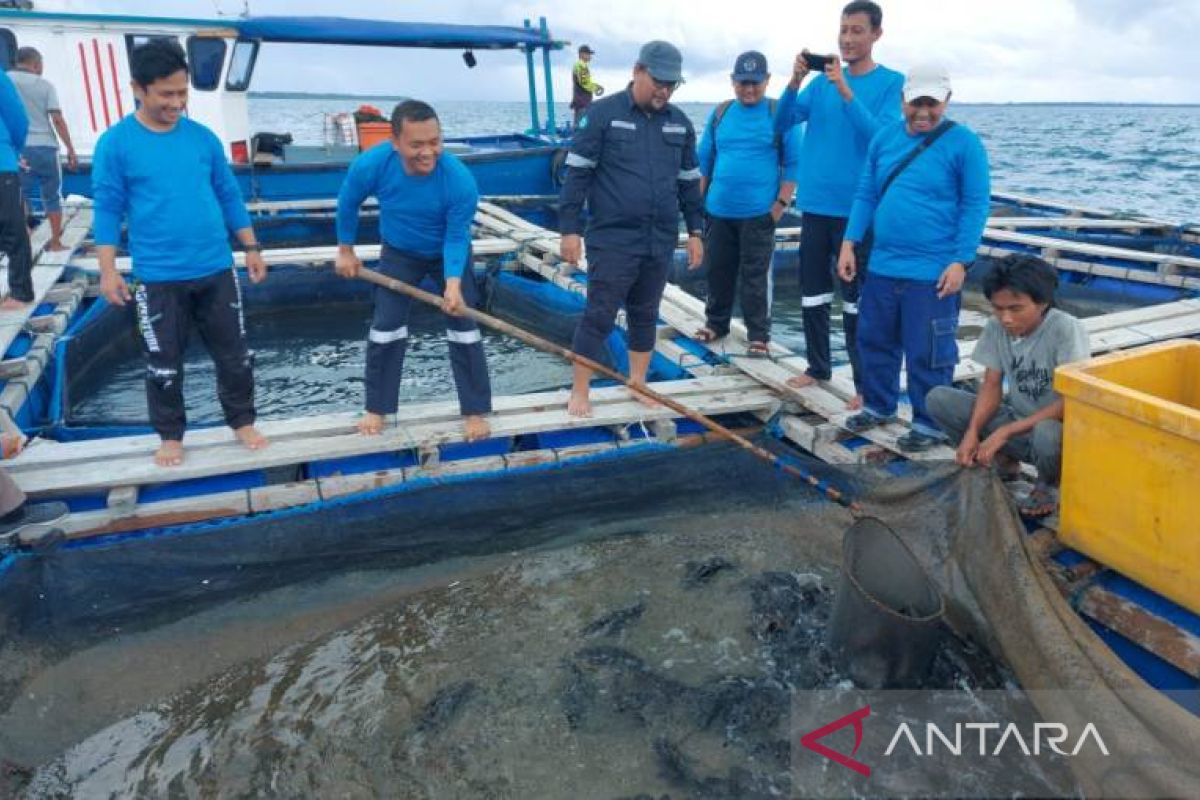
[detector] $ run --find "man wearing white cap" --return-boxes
[836,61,991,452]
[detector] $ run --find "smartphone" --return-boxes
[804,52,833,73]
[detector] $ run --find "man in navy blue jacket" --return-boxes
[559,40,705,417]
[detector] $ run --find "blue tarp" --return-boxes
[234,17,564,50]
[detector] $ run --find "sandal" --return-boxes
[1017,484,1058,518]
[745,341,771,358]
[693,327,723,343]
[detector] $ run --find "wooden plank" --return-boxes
[986,216,1176,233]
[10,383,780,496]
[60,489,251,539]
[983,228,1200,271]
[69,237,520,272]
[249,481,322,513]
[60,440,641,539]
[9,374,763,470]
[0,358,28,379]
[0,209,90,358]
[991,190,1153,221]
[1081,299,1200,333]
[1076,586,1200,679]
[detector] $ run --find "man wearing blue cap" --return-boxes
[694,51,802,356]
[559,40,705,417]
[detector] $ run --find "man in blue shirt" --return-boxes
[776,1,903,407]
[837,62,991,452]
[336,100,492,442]
[0,67,32,311]
[94,39,268,468]
[559,40,705,417]
[694,51,801,355]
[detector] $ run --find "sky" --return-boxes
[58,0,1200,103]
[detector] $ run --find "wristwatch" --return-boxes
[244,243,263,253]
[688,230,703,238]
[773,197,791,208]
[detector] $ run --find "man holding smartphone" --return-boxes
[775,0,904,408]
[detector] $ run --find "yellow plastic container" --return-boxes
[1055,339,1200,613]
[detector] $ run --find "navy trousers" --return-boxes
[799,212,869,389]
[857,273,960,436]
[366,244,492,416]
[572,247,671,363]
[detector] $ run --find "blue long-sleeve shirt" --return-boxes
[775,64,903,218]
[92,116,251,282]
[337,144,479,279]
[0,69,29,172]
[845,119,991,282]
[698,99,802,219]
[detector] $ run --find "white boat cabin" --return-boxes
[1,2,256,162]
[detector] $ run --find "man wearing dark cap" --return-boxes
[559,39,705,417]
[570,44,603,126]
[693,51,801,356]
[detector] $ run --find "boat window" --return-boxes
[225,40,259,92]
[0,28,16,70]
[124,34,180,62]
[186,36,227,91]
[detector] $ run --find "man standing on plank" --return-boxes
[93,39,268,467]
[777,1,904,407]
[559,40,704,417]
[336,99,492,442]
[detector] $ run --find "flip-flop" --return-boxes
[1018,486,1059,518]
[744,341,771,359]
[693,327,722,343]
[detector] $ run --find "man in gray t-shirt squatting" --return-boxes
[927,254,1090,517]
[8,46,77,251]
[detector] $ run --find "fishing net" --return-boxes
[1,444,1196,797]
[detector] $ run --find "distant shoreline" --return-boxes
[249,92,1200,108]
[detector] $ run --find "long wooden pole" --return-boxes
[358,266,861,513]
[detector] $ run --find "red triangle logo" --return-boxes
[799,705,872,777]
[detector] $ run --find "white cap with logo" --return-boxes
[903,62,952,103]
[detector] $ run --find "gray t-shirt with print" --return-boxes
[7,69,60,148]
[972,307,1090,418]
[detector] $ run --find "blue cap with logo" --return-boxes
[731,50,768,83]
[638,40,684,83]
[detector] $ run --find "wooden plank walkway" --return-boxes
[987,216,1179,233]
[473,202,945,464]
[68,237,520,273]
[0,207,91,358]
[8,374,779,496]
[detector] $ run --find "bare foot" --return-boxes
[155,440,184,467]
[234,425,269,450]
[628,382,661,408]
[0,297,30,311]
[786,373,817,390]
[567,391,593,417]
[357,412,385,436]
[463,414,491,442]
[845,393,864,411]
[45,241,68,252]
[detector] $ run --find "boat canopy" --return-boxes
[233,17,565,51]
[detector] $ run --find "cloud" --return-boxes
[84,0,1200,102]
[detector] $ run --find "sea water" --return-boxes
[4,97,1185,795]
